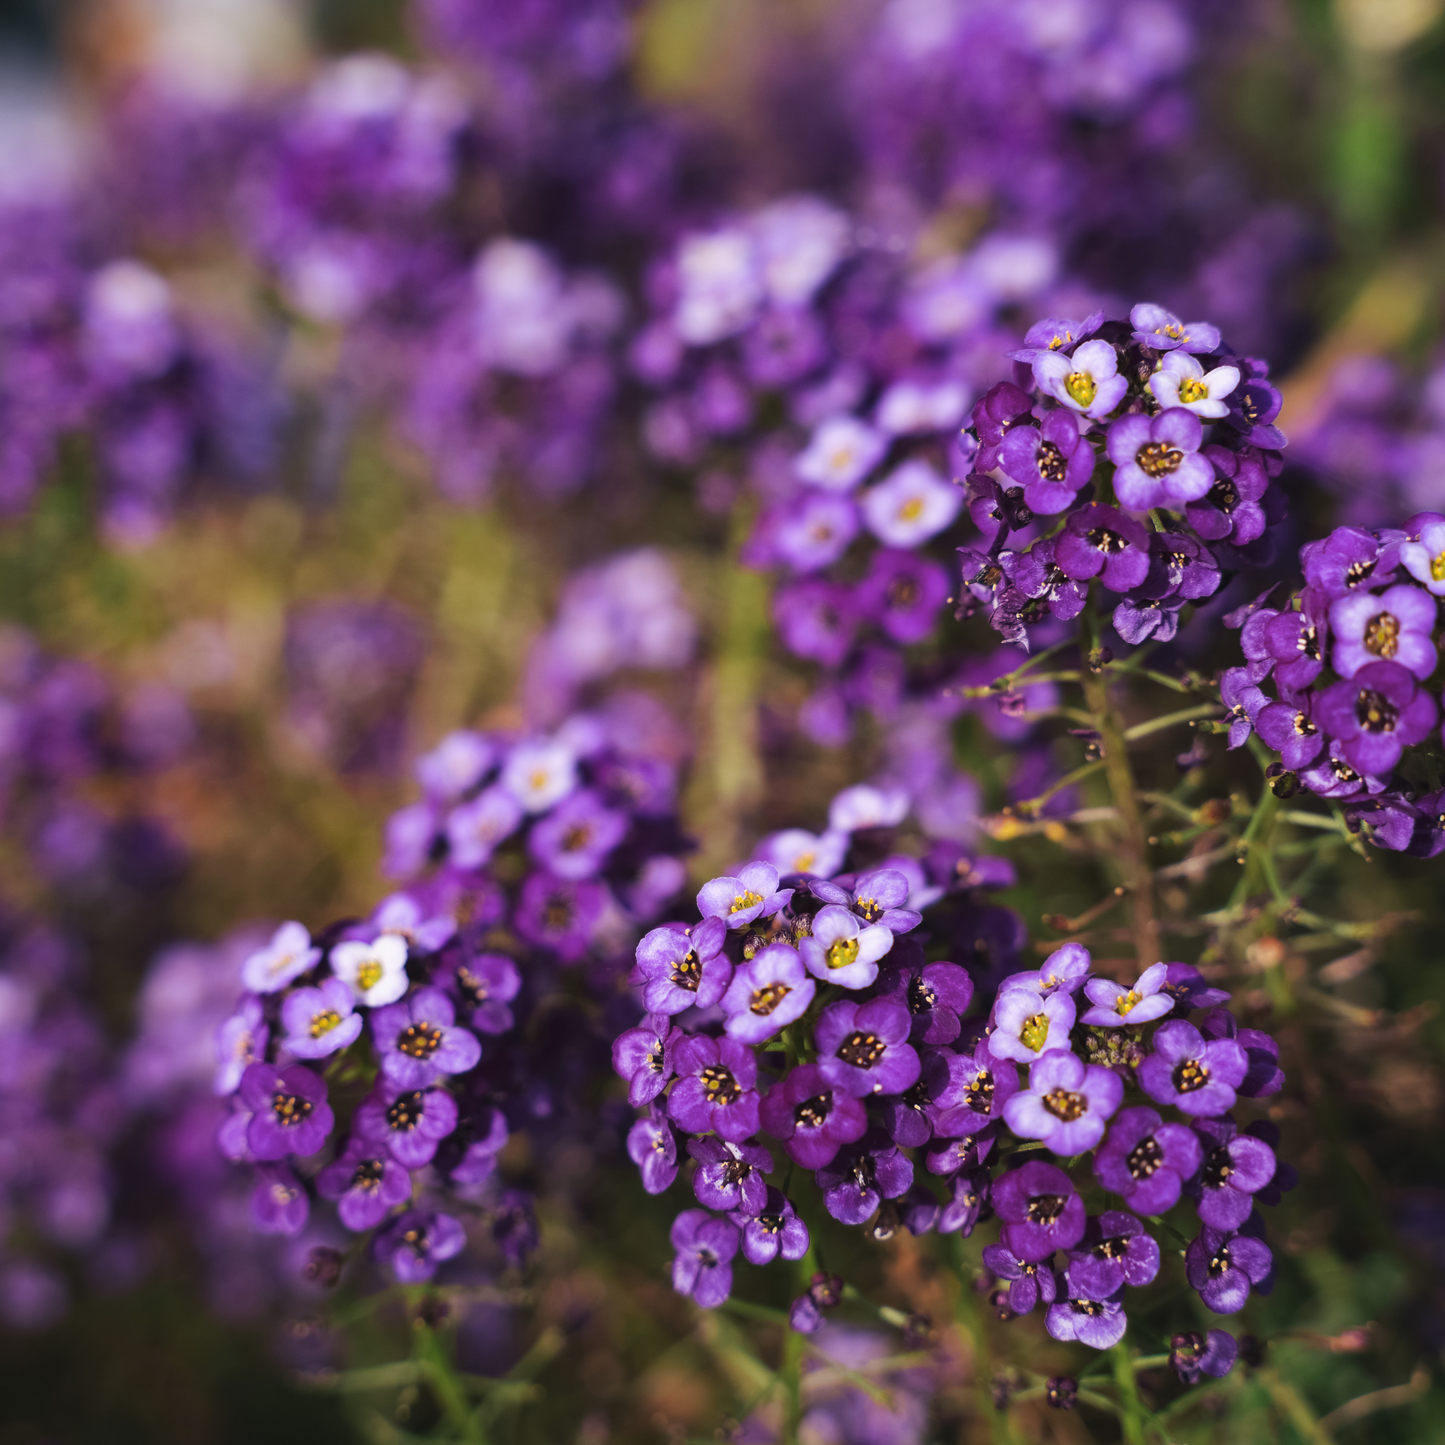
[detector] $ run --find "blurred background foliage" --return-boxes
[4,1,1445,1442]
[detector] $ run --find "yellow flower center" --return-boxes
[1178,376,1209,404]
[356,960,383,992]
[309,1010,341,1038]
[729,889,764,914]
[826,937,860,970]
[1019,1011,1051,1053]
[898,496,925,521]
[1433,550,1445,583]
[1064,371,1097,407]
[1114,990,1141,1017]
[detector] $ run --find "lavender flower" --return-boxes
[993,1161,1086,1262]
[1188,1118,1278,1230]
[449,952,521,1035]
[1329,585,1438,680]
[670,1209,739,1308]
[636,919,731,1015]
[1399,517,1445,595]
[1000,410,1095,515]
[697,862,789,931]
[1315,662,1438,775]
[980,1244,1058,1315]
[668,1035,762,1143]
[1148,351,1240,417]
[371,986,482,1088]
[1080,962,1173,1027]
[239,1062,334,1161]
[447,786,524,868]
[250,1164,309,1237]
[1129,304,1220,354]
[800,904,894,990]
[1065,1211,1160,1297]
[317,1138,413,1229]
[1138,1020,1248,1117]
[931,1045,1020,1138]
[859,460,962,547]
[375,1211,466,1284]
[1185,1225,1273,1314]
[1033,339,1126,421]
[1003,1050,1123,1154]
[1055,504,1151,592]
[720,944,815,1043]
[1045,1291,1127,1350]
[513,874,606,960]
[759,1062,868,1168]
[354,1079,459,1168]
[688,1137,772,1214]
[1171,1330,1238,1384]
[816,1129,914,1225]
[214,998,268,1096]
[612,1012,677,1107]
[732,1187,809,1265]
[817,998,921,1098]
[280,977,363,1060]
[988,988,1076,1065]
[877,957,974,1046]
[1107,409,1213,510]
[627,1108,679,1194]
[1093,1107,1203,1214]
[240,922,319,995]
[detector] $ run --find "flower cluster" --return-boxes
[614,841,1292,1373]
[1222,519,1445,854]
[958,303,1289,654]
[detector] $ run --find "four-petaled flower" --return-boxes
[1080,962,1174,1028]
[1004,1049,1123,1154]
[371,986,481,1088]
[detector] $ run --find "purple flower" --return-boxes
[688,1136,772,1214]
[317,1137,412,1230]
[527,788,628,879]
[1045,1291,1128,1350]
[627,1107,679,1194]
[768,491,860,574]
[1226,377,1285,447]
[1113,597,1181,646]
[697,862,788,931]
[1185,1225,1273,1314]
[931,1046,1021,1138]
[938,1169,991,1236]
[1159,964,1231,1013]
[250,1164,309,1236]
[612,1012,677,1107]
[1129,303,1221,354]
[280,976,363,1060]
[446,785,523,869]
[970,382,1034,472]
[214,997,268,1096]
[732,1187,809,1265]
[1000,411,1095,515]
[1171,1330,1238,1384]
[449,1107,509,1192]
[855,550,950,644]
[1033,339,1127,421]
[636,918,731,1015]
[513,874,606,960]
[371,986,481,1088]
[1081,962,1174,1028]
[1004,1050,1122,1154]
[1315,661,1438,775]
[493,1191,540,1268]
[980,1244,1057,1315]
[1264,601,1327,694]
[1066,1211,1160,1298]
[1303,527,1397,599]
[1138,1021,1248,1117]
[816,1129,914,1225]
[988,988,1076,1065]
[1255,693,1324,771]
[1034,943,1094,995]
[811,868,921,934]
[1008,312,1105,365]
[375,1210,466,1284]
[1148,352,1240,418]
[759,1062,868,1168]
[354,1078,459,1168]
[795,415,887,492]
[878,957,974,1046]
[1056,504,1151,592]
[1330,585,1438,680]
[800,904,894,990]
[817,998,921,1098]
[1299,741,1387,800]
[994,1161,1085,1262]
[670,1209,739,1308]
[448,952,521,1035]
[668,1035,762,1143]
[1199,1008,1285,1096]
[240,1062,334,1161]
[1011,537,1090,622]
[1108,409,1213,510]
[240,921,319,995]
[720,943,815,1044]
[1186,445,1270,544]
[1093,1107,1203,1214]
[1188,1118,1278,1230]
[773,581,858,667]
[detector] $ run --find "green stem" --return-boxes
[1111,1344,1148,1445]
[1078,615,1158,969]
[1121,704,1221,742]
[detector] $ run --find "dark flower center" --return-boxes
[670,949,702,989]
[1173,1058,1210,1093]
[701,1064,741,1105]
[1172,1332,1206,1363]
[1070,1298,1106,1317]
[854,897,883,923]
[1355,687,1399,732]
[352,1158,386,1192]
[387,1091,426,1131]
[1364,612,1400,658]
[749,982,791,1015]
[901,1081,932,1113]
[1297,624,1320,659]
[645,1040,666,1073]
[1207,1243,1232,1278]
[1346,558,1376,586]
[1126,1136,1164,1180]
[1330,757,1361,783]
[457,966,488,1006]
[1042,1088,1088,1121]
[886,576,920,609]
[972,561,1004,589]
[543,894,574,930]
[964,1069,995,1112]
[908,977,938,1013]
[399,1023,444,1059]
[1136,441,1185,477]
[757,1213,783,1236]
[271,1091,313,1127]
[401,1226,430,1256]
[795,1093,831,1129]
[1095,1236,1129,1261]
[1293,711,1316,736]
[1208,476,1239,512]
[1086,527,1128,554]
[697,1246,718,1268]
[851,1155,878,1191]
[1201,1145,1235,1190]
[1027,1192,1068,1225]
[721,1156,754,1186]
[837,1030,887,1068]
[561,823,593,853]
[1037,440,1067,481]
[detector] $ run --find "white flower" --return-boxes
[1148,351,1240,418]
[795,416,888,492]
[750,195,850,307]
[501,737,578,813]
[240,921,319,995]
[473,239,571,377]
[330,934,410,1007]
[874,376,971,435]
[674,228,762,345]
[754,828,849,878]
[415,730,494,801]
[446,784,524,868]
[860,459,961,546]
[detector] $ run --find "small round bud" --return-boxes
[1045,1377,1078,1410]
[302,1246,344,1288]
